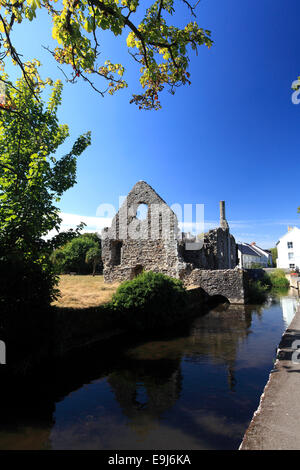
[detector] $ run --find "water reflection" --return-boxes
[0,293,295,449]
[108,362,182,438]
[280,290,300,327]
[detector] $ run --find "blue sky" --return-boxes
[8,0,300,247]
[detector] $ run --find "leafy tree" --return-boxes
[0,0,213,110]
[85,245,102,276]
[0,64,91,311]
[269,247,277,267]
[51,232,102,274]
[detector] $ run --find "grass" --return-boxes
[52,274,119,309]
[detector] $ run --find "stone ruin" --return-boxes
[101,181,239,285]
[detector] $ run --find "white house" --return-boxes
[276,226,300,270]
[237,242,272,268]
[249,243,273,267]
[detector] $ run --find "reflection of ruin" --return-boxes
[107,358,182,437]
[188,304,252,391]
[107,304,254,440]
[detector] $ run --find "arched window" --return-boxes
[136,203,148,220]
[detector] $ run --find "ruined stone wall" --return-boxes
[102,181,240,301]
[102,181,187,283]
[183,268,248,304]
[180,228,238,271]
[102,239,183,283]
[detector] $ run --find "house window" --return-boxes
[289,264,295,269]
[288,252,294,260]
[287,242,293,249]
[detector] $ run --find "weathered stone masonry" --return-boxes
[185,269,248,304]
[102,181,184,282]
[102,181,247,303]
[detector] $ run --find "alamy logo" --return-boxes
[96,198,205,250]
[291,80,300,104]
[291,340,300,364]
[0,340,6,365]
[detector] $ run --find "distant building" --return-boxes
[276,226,300,270]
[237,242,272,268]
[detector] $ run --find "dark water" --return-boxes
[0,291,299,450]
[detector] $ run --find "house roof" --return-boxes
[276,226,300,245]
[238,244,261,257]
[250,244,271,257]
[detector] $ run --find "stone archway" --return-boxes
[132,264,143,278]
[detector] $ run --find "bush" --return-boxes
[0,255,58,314]
[267,269,289,289]
[247,269,289,303]
[247,279,269,304]
[250,263,265,269]
[109,271,188,331]
[0,254,57,372]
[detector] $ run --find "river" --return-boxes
[0,289,299,450]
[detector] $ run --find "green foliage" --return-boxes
[247,279,269,304]
[109,271,188,331]
[0,254,58,314]
[0,67,91,311]
[85,245,102,276]
[269,247,277,267]
[51,233,102,274]
[247,269,289,304]
[0,0,212,110]
[250,263,264,269]
[267,269,290,289]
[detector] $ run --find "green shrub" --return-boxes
[109,271,188,331]
[0,254,57,371]
[260,272,272,288]
[267,269,289,289]
[250,263,265,269]
[0,254,58,314]
[247,279,269,304]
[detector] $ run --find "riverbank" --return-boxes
[240,302,300,450]
[2,281,209,377]
[53,284,209,357]
[3,270,251,376]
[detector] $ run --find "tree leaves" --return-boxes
[0,0,213,109]
[0,64,91,261]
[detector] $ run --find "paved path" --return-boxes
[240,305,300,450]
